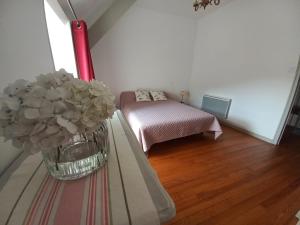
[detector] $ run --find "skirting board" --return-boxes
[296,211,300,225]
[220,119,275,145]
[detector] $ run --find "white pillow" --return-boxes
[150,91,168,101]
[135,89,152,102]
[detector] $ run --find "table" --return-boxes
[0,111,175,225]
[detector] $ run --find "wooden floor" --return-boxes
[148,126,300,225]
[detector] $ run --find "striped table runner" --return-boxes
[24,165,110,225]
[0,155,110,225]
[0,114,160,225]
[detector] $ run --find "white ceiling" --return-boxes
[135,0,197,19]
[58,0,115,26]
[58,0,234,27]
[135,0,234,20]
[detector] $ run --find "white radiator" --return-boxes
[202,95,232,119]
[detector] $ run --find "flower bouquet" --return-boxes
[0,70,116,179]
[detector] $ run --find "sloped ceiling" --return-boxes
[59,0,234,28]
[135,0,234,20]
[58,0,115,27]
[135,0,197,19]
[58,0,235,46]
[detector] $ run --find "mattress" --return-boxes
[120,91,223,151]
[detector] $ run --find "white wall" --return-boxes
[91,0,300,141]
[91,4,196,104]
[189,0,300,141]
[0,0,54,174]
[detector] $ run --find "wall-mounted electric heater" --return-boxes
[202,95,232,119]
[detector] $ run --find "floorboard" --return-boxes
[148,126,300,225]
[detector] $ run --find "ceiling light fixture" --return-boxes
[193,0,220,11]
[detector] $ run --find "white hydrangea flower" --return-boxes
[30,123,46,136]
[63,110,81,123]
[1,96,20,111]
[46,89,62,101]
[0,108,12,120]
[23,97,43,108]
[24,108,40,119]
[30,86,47,98]
[36,69,71,88]
[53,101,67,114]
[81,105,102,128]
[39,100,54,118]
[68,79,89,91]
[36,74,52,88]
[12,124,33,137]
[45,125,60,135]
[57,115,78,134]
[39,131,66,149]
[30,133,42,144]
[3,126,14,140]
[89,80,106,96]
[0,126,4,137]
[3,79,29,97]
[57,87,72,99]
[0,69,116,155]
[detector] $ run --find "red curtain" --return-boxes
[71,20,95,81]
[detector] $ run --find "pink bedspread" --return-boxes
[120,92,223,152]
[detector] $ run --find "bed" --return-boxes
[120,91,223,152]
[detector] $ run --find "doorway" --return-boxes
[280,85,300,145]
[276,56,300,145]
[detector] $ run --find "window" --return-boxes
[44,0,78,77]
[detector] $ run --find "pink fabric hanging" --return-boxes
[71,20,95,81]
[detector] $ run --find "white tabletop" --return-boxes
[0,111,175,225]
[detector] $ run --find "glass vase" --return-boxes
[42,121,109,180]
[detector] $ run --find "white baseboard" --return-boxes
[220,120,275,145]
[296,211,300,225]
[296,211,300,219]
